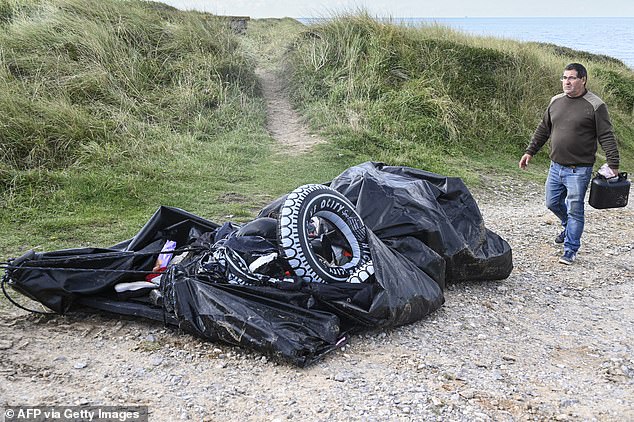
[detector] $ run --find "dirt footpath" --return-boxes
[1,181,632,421]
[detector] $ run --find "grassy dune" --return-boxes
[286,13,634,181]
[1,2,632,256]
[1,0,272,253]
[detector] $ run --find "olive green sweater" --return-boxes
[526,90,620,168]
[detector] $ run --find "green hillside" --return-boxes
[285,13,633,180]
[1,1,632,257]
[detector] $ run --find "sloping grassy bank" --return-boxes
[286,13,634,183]
[0,0,271,255]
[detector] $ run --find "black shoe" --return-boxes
[558,250,577,265]
[554,230,565,244]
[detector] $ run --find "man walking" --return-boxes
[519,63,620,265]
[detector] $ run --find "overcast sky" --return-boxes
[158,0,633,18]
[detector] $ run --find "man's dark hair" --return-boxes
[564,63,587,80]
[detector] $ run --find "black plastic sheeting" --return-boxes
[3,162,512,366]
[329,162,513,286]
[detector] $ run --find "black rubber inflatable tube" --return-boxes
[278,184,372,283]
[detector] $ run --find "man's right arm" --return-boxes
[525,111,552,157]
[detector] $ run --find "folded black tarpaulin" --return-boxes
[2,162,512,366]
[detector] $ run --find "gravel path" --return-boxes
[1,179,632,421]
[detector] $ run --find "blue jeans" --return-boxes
[545,162,593,253]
